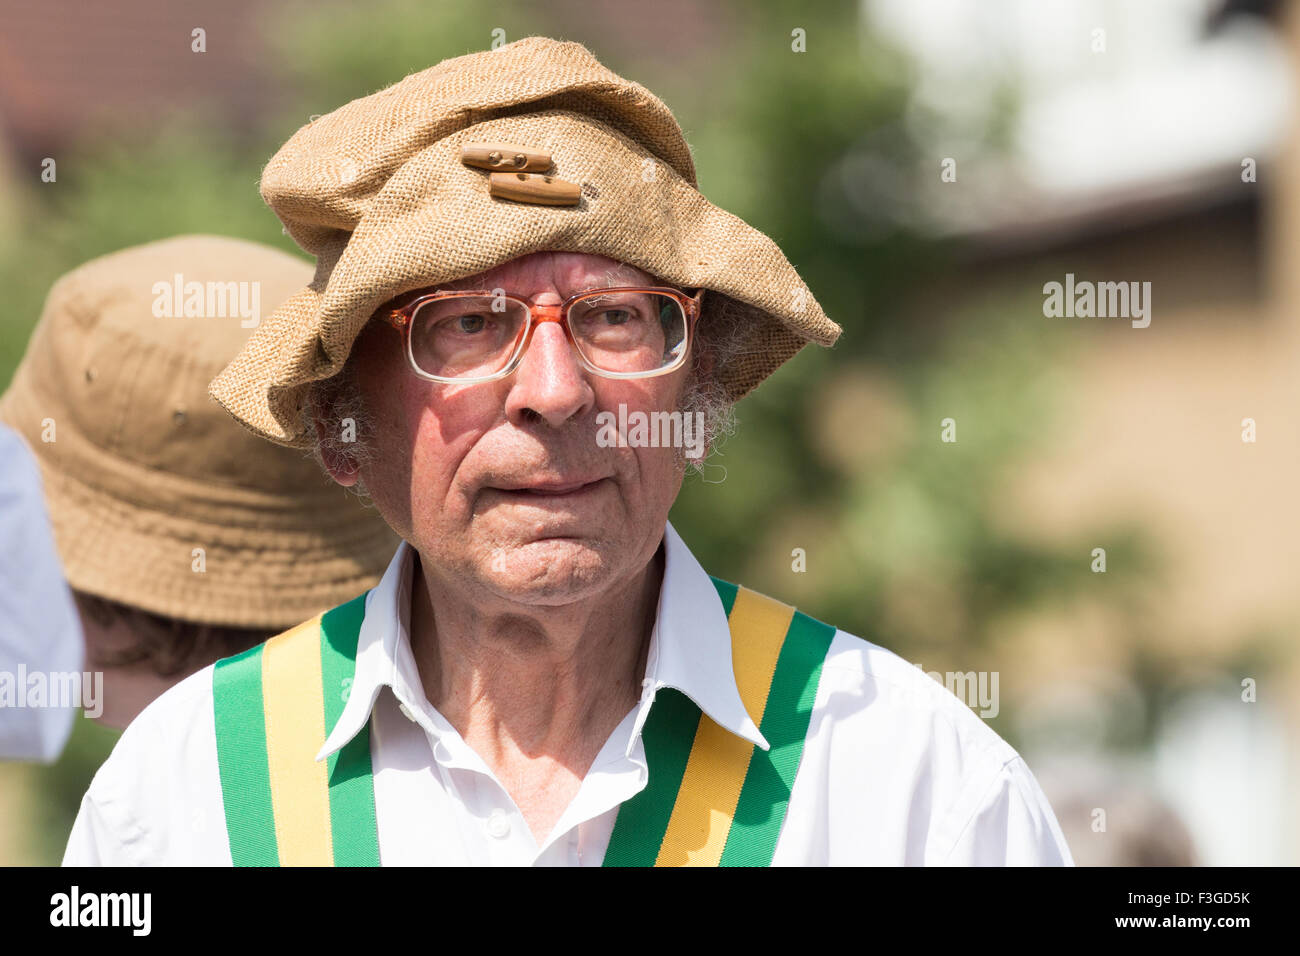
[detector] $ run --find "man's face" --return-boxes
[342,251,692,607]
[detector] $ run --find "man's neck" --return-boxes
[407,544,662,826]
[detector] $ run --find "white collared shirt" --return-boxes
[63,522,1073,866]
[0,426,83,763]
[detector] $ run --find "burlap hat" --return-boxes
[210,35,842,447]
[0,235,399,630]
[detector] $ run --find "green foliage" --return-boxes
[263,0,542,116]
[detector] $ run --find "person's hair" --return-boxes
[303,288,748,491]
[74,591,273,677]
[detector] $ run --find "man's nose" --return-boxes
[503,296,594,428]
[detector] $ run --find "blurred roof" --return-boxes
[0,0,282,163]
[866,0,1290,251]
[1207,0,1285,30]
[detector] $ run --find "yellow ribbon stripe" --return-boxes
[654,588,795,866]
[261,615,334,866]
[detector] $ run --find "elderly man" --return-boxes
[64,38,1072,865]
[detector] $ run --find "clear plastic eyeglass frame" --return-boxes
[382,286,705,384]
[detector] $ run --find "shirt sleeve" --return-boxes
[940,756,1075,866]
[63,785,150,866]
[0,427,84,763]
[63,795,109,866]
[61,664,231,866]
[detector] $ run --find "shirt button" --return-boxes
[486,809,511,839]
[398,702,416,722]
[640,678,656,703]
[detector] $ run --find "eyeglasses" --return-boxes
[383,286,704,384]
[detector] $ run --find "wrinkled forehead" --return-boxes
[439,250,660,296]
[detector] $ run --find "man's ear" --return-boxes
[313,407,360,487]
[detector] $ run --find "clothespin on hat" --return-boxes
[460,141,581,206]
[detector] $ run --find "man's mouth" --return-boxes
[489,477,611,498]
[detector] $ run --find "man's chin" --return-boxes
[479,536,619,605]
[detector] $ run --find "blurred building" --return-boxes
[872,0,1299,863]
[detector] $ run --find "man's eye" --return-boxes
[594,308,642,326]
[449,313,488,333]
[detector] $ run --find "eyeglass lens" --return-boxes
[407,290,687,379]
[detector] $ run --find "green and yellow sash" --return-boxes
[212,578,835,866]
[213,594,377,866]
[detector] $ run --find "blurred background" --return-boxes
[1,0,1296,865]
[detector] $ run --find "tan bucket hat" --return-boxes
[210,35,841,447]
[0,235,399,630]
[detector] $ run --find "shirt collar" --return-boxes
[317,521,769,763]
[630,521,768,754]
[316,539,412,762]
